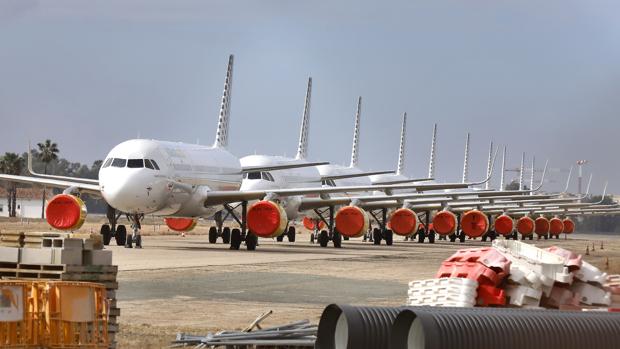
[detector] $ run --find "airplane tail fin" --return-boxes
[461,133,470,183]
[485,141,494,190]
[428,124,437,179]
[519,152,525,190]
[295,77,312,160]
[499,145,507,191]
[529,155,536,195]
[213,55,234,148]
[396,112,407,175]
[349,97,362,168]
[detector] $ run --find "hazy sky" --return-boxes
[1,0,619,193]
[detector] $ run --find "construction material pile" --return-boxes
[407,239,619,310]
[0,232,118,349]
[171,311,316,348]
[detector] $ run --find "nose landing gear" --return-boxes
[125,214,144,249]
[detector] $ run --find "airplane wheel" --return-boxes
[384,229,393,246]
[246,233,258,251]
[555,235,559,239]
[230,229,241,250]
[276,234,284,242]
[222,227,231,244]
[373,228,382,245]
[428,232,435,244]
[343,236,349,241]
[544,234,548,240]
[417,231,425,243]
[134,235,142,248]
[115,225,127,246]
[287,226,296,242]
[459,233,466,243]
[310,233,315,243]
[529,235,533,240]
[333,232,342,248]
[449,233,456,242]
[481,234,488,242]
[319,230,329,247]
[208,227,218,244]
[100,225,112,246]
[512,232,518,240]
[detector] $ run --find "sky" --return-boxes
[1,0,619,193]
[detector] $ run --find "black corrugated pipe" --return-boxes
[315,304,403,349]
[391,307,620,349]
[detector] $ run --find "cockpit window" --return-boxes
[144,159,154,170]
[127,159,144,168]
[102,158,113,168]
[111,158,127,168]
[247,172,261,180]
[321,179,336,187]
[262,172,275,182]
[150,160,160,170]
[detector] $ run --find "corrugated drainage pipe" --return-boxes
[391,307,620,349]
[315,304,402,349]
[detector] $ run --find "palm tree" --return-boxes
[0,153,23,217]
[37,140,59,218]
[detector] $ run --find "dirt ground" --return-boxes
[2,216,620,348]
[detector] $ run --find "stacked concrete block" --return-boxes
[0,231,24,247]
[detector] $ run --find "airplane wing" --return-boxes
[241,161,329,173]
[371,177,434,185]
[26,146,99,185]
[0,174,101,196]
[320,170,395,181]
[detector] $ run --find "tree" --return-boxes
[505,179,529,191]
[37,139,59,218]
[0,153,23,217]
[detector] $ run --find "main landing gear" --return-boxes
[414,211,436,244]
[366,208,393,246]
[209,201,258,251]
[100,204,127,247]
[310,206,342,248]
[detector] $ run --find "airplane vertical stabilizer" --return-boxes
[519,152,525,190]
[396,112,407,175]
[295,77,312,160]
[461,133,470,183]
[213,55,234,148]
[349,97,362,168]
[530,156,536,195]
[428,124,437,179]
[500,145,507,191]
[485,141,494,190]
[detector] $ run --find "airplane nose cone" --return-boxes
[101,170,159,214]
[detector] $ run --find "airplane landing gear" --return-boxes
[126,214,143,249]
[221,201,256,251]
[101,205,124,246]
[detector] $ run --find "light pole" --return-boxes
[576,160,588,194]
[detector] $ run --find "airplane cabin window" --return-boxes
[247,172,261,180]
[144,159,154,170]
[111,158,127,168]
[127,159,144,168]
[102,158,112,168]
[150,160,160,170]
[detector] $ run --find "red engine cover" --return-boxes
[494,215,514,236]
[461,210,489,238]
[247,201,286,238]
[334,206,367,238]
[549,217,564,235]
[303,216,325,231]
[562,218,575,234]
[432,211,457,236]
[516,216,534,235]
[45,194,87,231]
[165,218,197,232]
[535,217,550,235]
[389,208,417,236]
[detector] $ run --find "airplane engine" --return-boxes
[334,206,370,238]
[516,216,535,236]
[534,216,550,236]
[432,210,457,236]
[493,214,515,236]
[389,208,418,236]
[460,210,490,238]
[164,218,198,232]
[549,217,564,236]
[247,200,288,238]
[302,216,325,231]
[45,194,87,231]
[562,218,575,234]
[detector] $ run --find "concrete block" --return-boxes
[52,238,83,250]
[83,250,112,265]
[82,239,94,251]
[0,247,20,263]
[41,238,53,248]
[20,248,53,265]
[52,248,83,265]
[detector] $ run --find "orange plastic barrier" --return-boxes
[0,281,44,348]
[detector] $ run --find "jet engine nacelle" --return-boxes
[45,194,87,231]
[460,209,490,238]
[493,214,515,236]
[516,216,535,236]
[562,218,575,234]
[432,210,457,236]
[247,200,288,238]
[334,206,370,238]
[389,208,418,236]
[534,216,550,236]
[164,217,198,232]
[549,217,564,236]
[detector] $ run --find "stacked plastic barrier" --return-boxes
[435,247,511,306]
[605,275,620,310]
[407,278,478,307]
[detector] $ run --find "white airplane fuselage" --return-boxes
[99,139,241,217]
